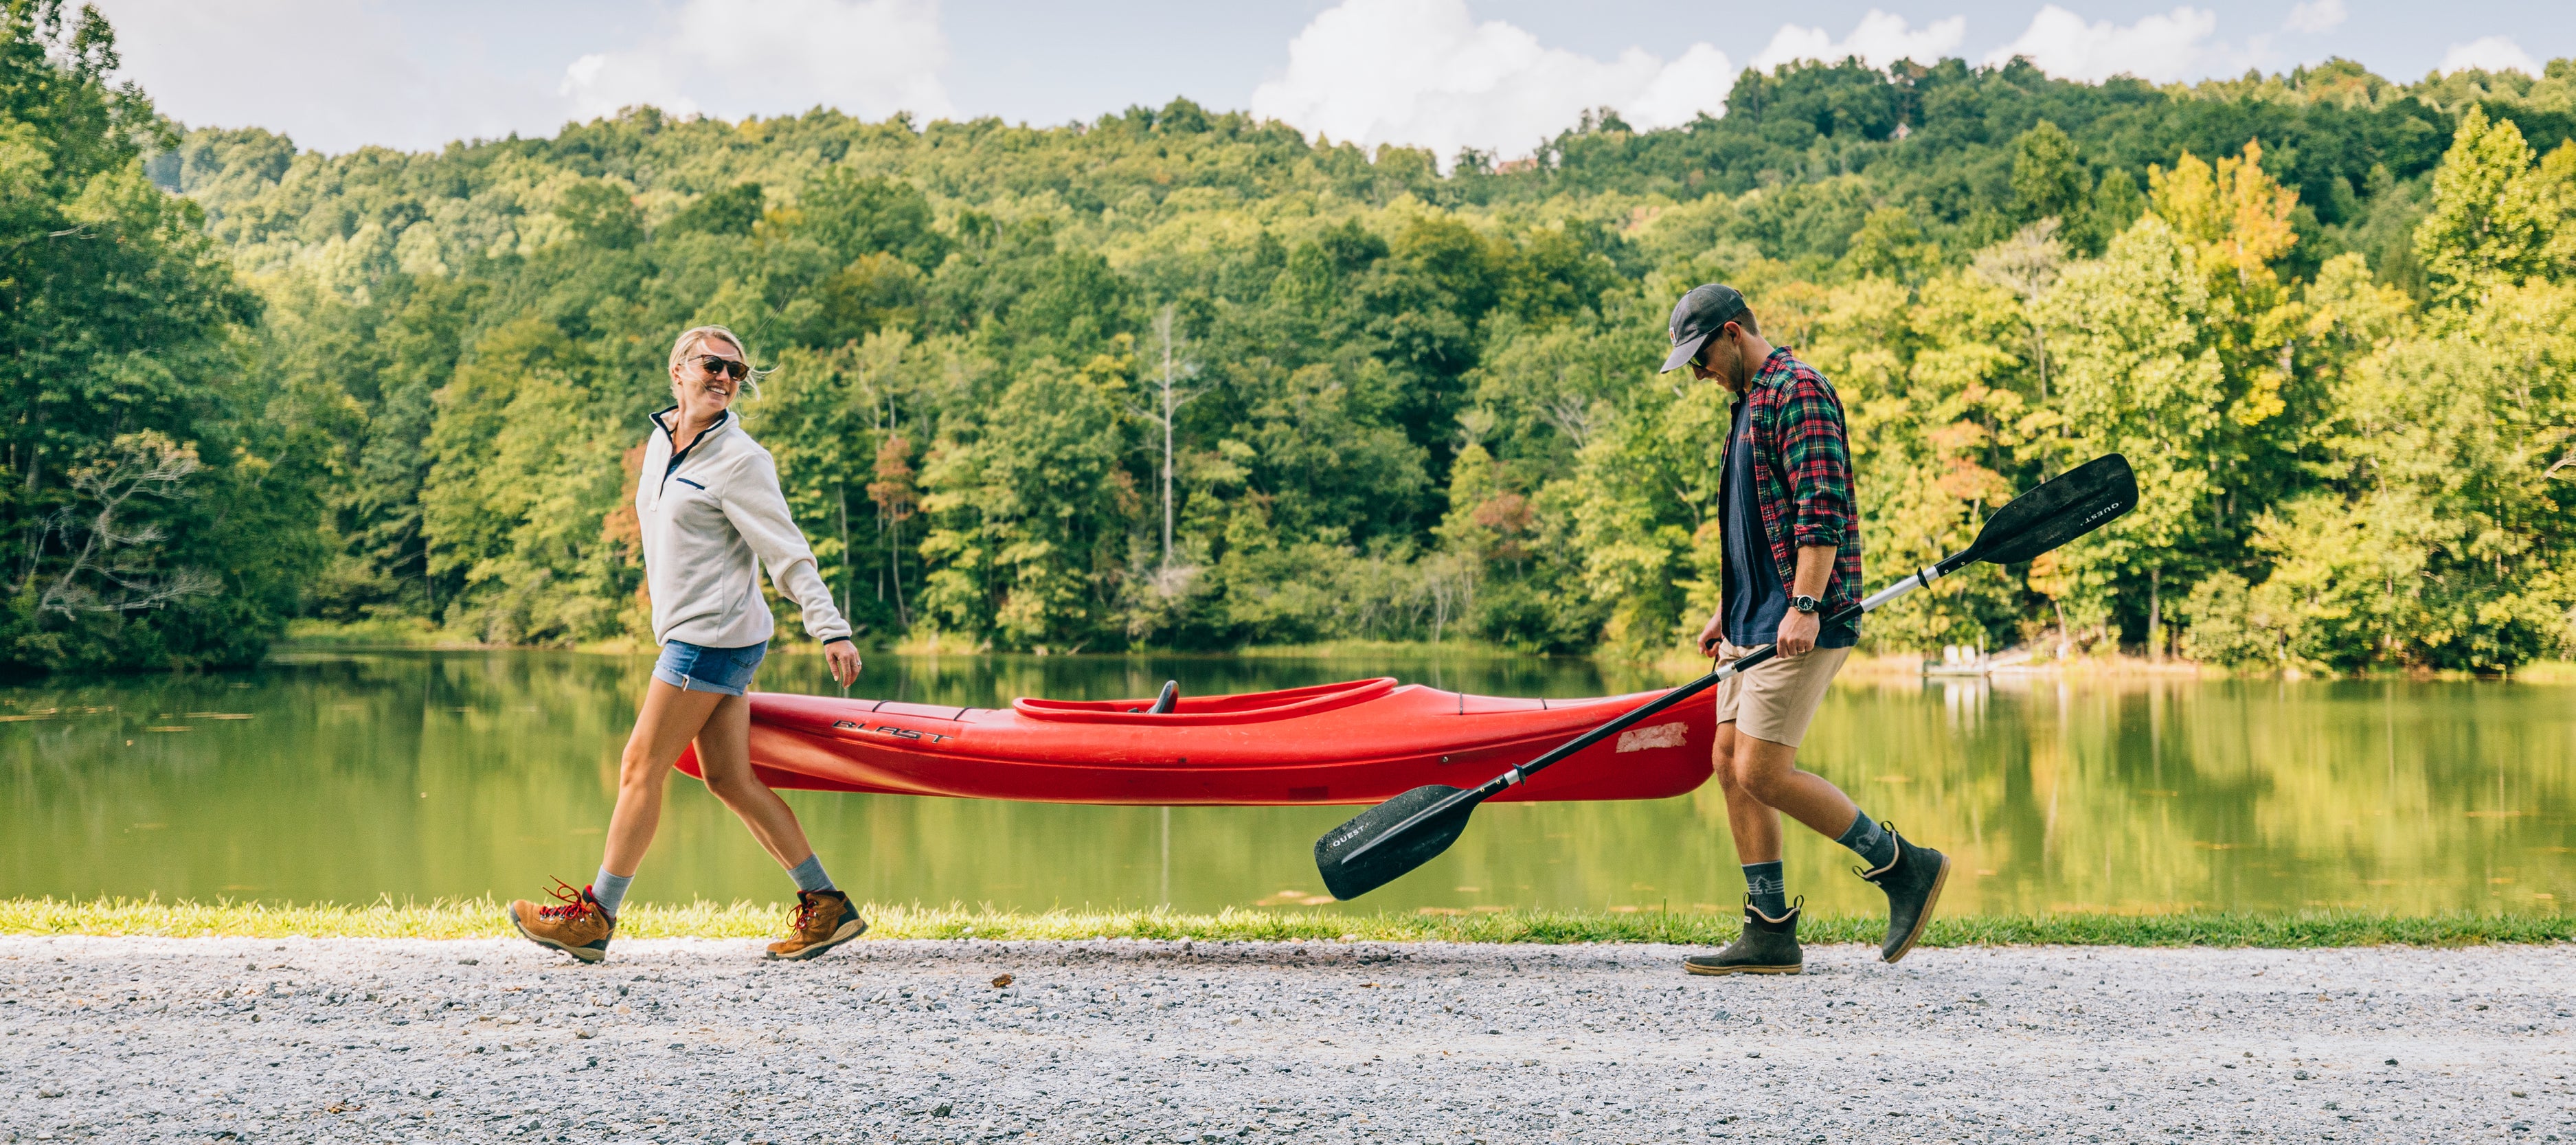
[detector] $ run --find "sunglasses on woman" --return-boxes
[696,355,748,381]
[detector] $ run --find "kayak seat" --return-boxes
[1123,681,1181,714]
[1016,677,1399,725]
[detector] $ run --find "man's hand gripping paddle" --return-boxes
[1313,453,2140,901]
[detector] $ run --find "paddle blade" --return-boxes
[1315,784,1477,901]
[1968,453,2138,567]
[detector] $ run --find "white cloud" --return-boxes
[1750,11,1967,74]
[2438,36,2541,77]
[2281,0,2346,35]
[561,0,951,124]
[96,0,542,153]
[96,0,951,154]
[1985,5,2228,84]
[1625,44,1739,128]
[1250,0,1732,168]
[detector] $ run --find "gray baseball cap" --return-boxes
[1660,283,1750,373]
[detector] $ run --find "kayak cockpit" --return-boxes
[1012,677,1399,725]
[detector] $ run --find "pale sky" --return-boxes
[96,0,2576,159]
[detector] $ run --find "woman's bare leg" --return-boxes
[692,690,817,870]
[600,679,728,878]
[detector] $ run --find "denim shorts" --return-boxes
[653,639,767,696]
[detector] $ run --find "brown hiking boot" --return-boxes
[765,889,867,961]
[508,878,615,964]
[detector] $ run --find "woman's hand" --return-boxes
[1696,611,1726,657]
[825,641,863,688]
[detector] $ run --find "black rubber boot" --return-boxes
[1683,898,1803,975]
[1858,824,1950,963]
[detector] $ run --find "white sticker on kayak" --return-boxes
[1615,721,1689,752]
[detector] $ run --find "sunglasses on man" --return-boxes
[695,355,748,381]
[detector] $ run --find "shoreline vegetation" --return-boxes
[3,898,2568,948]
[14,0,2567,681]
[272,620,2574,683]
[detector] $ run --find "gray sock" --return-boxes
[1741,861,1789,918]
[1838,812,1897,870]
[788,854,835,894]
[591,869,633,917]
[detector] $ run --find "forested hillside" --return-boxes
[0,3,317,674]
[19,1,2576,672]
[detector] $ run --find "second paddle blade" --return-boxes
[1315,784,1476,901]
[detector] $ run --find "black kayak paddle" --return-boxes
[1314,452,2140,900]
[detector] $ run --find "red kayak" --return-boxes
[678,677,1714,806]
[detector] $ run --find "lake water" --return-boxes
[2,648,2569,919]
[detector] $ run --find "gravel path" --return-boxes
[3,935,2572,1143]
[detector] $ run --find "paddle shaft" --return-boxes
[1324,453,2138,891]
[1342,558,1959,862]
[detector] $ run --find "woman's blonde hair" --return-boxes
[668,324,770,399]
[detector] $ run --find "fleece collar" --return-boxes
[652,406,734,491]
[651,405,733,449]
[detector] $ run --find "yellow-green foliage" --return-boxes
[111,0,2576,674]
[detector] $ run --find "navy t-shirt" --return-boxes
[1723,398,1857,649]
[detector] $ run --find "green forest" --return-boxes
[9,1,2575,675]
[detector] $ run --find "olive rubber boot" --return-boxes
[1858,824,1950,964]
[1682,898,1803,975]
[508,879,615,964]
[765,889,868,961]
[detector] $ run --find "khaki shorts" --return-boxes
[1713,639,1850,749]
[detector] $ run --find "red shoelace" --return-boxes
[535,877,596,922]
[789,892,831,933]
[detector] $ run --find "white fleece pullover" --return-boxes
[637,407,853,649]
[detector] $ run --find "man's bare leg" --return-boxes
[1719,725,1862,842]
[1715,718,1951,964]
[1711,722,1783,864]
[1691,721,1833,975]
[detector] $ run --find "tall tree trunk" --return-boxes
[1157,304,1176,571]
[1162,345,1174,569]
[888,514,908,628]
[835,484,852,623]
[2148,566,2162,663]
[2031,322,2048,401]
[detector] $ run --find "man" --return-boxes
[1658,283,1949,975]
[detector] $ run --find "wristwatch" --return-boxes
[1789,594,1821,615]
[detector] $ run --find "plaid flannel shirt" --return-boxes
[1727,348,1864,613]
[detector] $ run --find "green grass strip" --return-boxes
[0,898,2567,947]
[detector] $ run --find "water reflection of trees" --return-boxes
[1,655,2566,916]
[1800,677,2574,916]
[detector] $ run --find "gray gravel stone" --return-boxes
[2,936,2571,1142]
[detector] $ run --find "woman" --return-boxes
[509,324,868,964]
